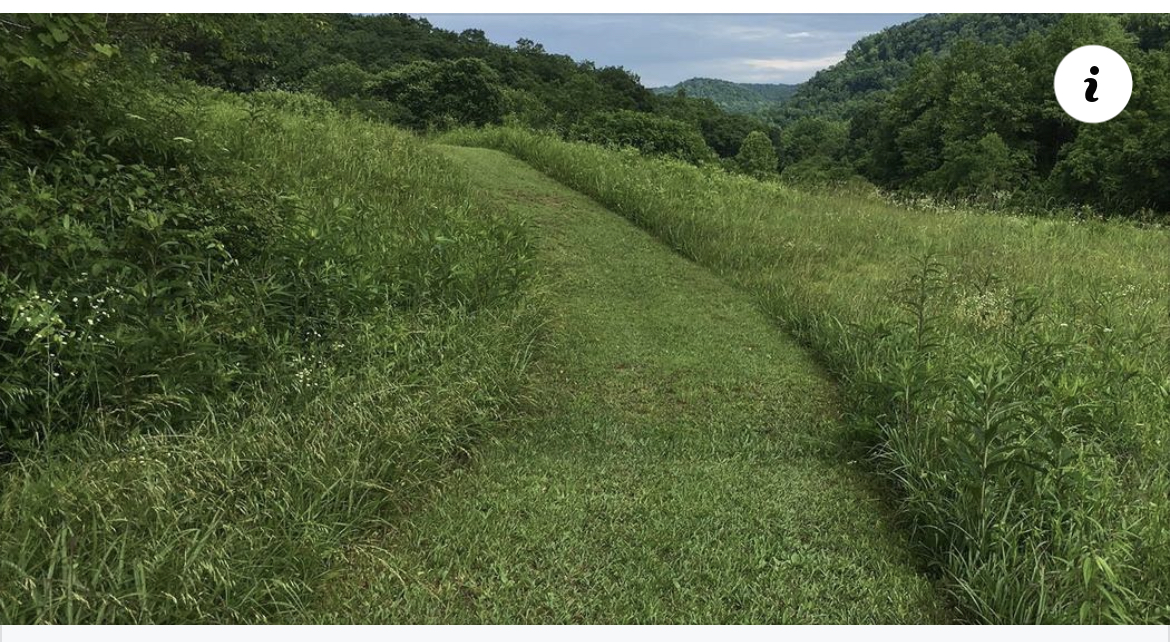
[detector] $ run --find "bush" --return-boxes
[569,110,717,166]
[0,123,293,450]
[0,16,299,451]
[0,14,117,128]
[780,155,859,186]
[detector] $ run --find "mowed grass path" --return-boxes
[330,147,949,623]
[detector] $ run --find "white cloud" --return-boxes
[785,31,814,39]
[743,54,846,72]
[715,25,784,41]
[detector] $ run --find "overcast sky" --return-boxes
[414,14,923,87]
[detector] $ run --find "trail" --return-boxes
[332,146,948,623]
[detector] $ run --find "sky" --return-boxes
[415,14,923,87]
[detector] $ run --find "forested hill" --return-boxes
[652,78,798,114]
[772,13,1063,122]
[105,13,656,128]
[757,13,1170,215]
[95,13,787,163]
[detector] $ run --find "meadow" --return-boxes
[0,88,542,622]
[443,127,1170,623]
[7,12,1170,626]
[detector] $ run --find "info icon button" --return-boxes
[1054,45,1132,123]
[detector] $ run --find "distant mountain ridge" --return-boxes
[651,77,799,114]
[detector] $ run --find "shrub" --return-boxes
[780,155,859,186]
[0,14,117,127]
[569,110,717,165]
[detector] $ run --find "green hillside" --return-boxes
[4,12,1170,625]
[451,126,1170,624]
[653,77,799,114]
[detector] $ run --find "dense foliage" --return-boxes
[570,110,717,165]
[773,13,1063,123]
[759,13,1170,217]
[857,14,1170,213]
[652,77,798,114]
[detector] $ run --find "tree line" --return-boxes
[768,13,1170,216]
[8,13,1169,217]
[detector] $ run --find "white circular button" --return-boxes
[1054,45,1132,124]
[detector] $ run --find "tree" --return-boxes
[653,92,781,158]
[778,117,848,170]
[925,133,1030,198]
[773,13,1062,123]
[735,131,779,179]
[595,66,655,112]
[369,57,506,129]
[1051,47,1170,213]
[303,61,373,101]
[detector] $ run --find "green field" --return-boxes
[322,146,947,623]
[443,128,1170,623]
[0,96,542,623]
[4,13,1170,624]
[4,100,1169,623]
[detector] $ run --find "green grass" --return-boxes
[0,95,541,623]
[6,89,1167,623]
[321,146,948,623]
[442,127,1170,623]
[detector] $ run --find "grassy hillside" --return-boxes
[6,12,1170,625]
[98,13,1170,218]
[445,127,1170,624]
[0,35,543,619]
[653,77,798,114]
[323,146,948,623]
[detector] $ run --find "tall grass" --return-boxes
[0,92,543,622]
[445,127,1170,623]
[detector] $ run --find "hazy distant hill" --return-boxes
[652,77,799,114]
